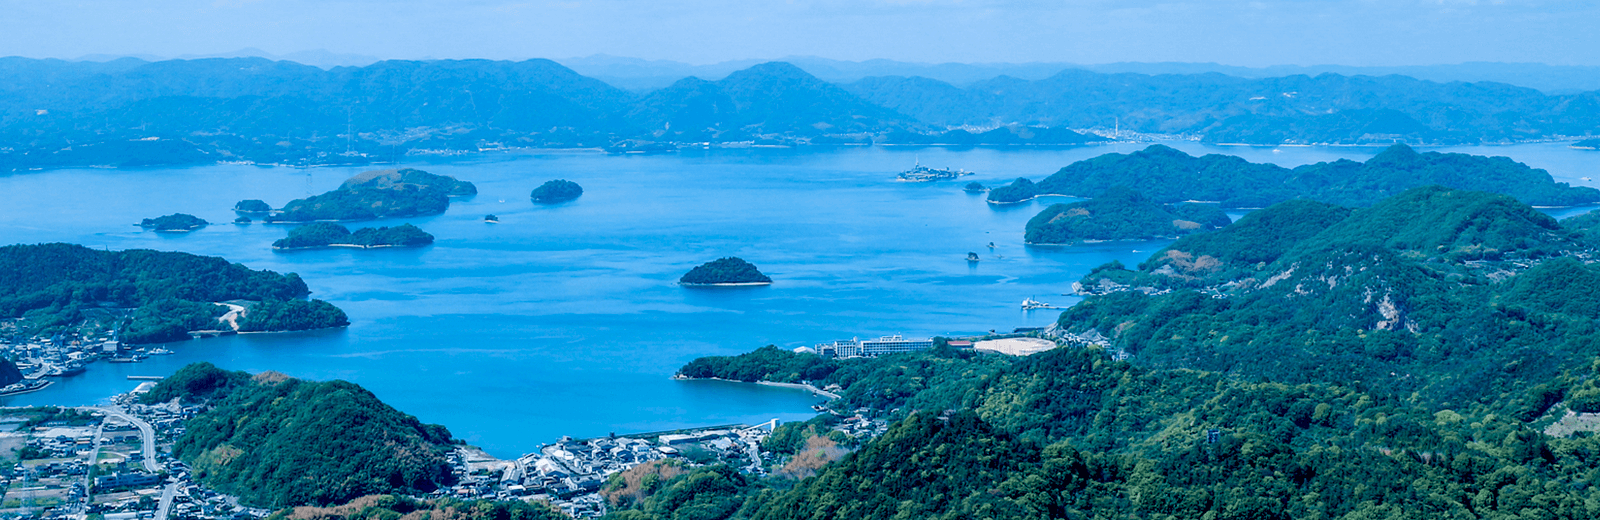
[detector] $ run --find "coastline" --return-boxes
[0,380,55,397]
[236,324,350,335]
[272,243,424,251]
[679,281,773,287]
[672,375,840,400]
[986,193,1076,205]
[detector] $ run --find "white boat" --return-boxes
[1021,298,1058,310]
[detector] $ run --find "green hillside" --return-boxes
[991,144,1600,208]
[1024,187,1230,244]
[156,364,456,508]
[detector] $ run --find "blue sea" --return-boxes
[0,141,1594,457]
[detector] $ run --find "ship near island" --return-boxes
[895,159,974,181]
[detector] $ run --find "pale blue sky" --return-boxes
[2,0,1596,66]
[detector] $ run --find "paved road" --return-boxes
[155,482,178,519]
[87,407,159,473]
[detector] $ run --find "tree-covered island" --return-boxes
[0,243,347,343]
[1025,187,1231,244]
[264,168,475,223]
[988,143,1600,207]
[139,213,209,232]
[679,257,773,286]
[233,199,272,214]
[530,179,584,203]
[271,223,435,250]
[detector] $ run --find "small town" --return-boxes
[0,378,892,520]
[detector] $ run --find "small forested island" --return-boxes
[0,243,347,343]
[1571,138,1600,150]
[139,213,209,232]
[484,214,499,223]
[265,168,475,222]
[662,186,1600,520]
[145,363,457,507]
[530,179,584,203]
[233,199,272,213]
[988,143,1600,207]
[679,257,772,286]
[233,216,251,224]
[963,181,985,192]
[272,222,435,250]
[1024,187,1231,244]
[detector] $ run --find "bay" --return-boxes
[0,141,1593,457]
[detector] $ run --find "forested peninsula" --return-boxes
[146,363,457,508]
[263,168,475,223]
[1572,138,1600,150]
[272,223,435,250]
[988,143,1600,208]
[0,243,346,343]
[1024,187,1231,244]
[661,187,1600,520]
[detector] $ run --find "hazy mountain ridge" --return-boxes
[2,56,1599,171]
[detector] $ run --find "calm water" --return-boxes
[0,141,1594,457]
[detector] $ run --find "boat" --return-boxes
[1584,177,1594,181]
[0,379,53,397]
[107,357,141,363]
[1021,298,1058,310]
[987,242,995,249]
[967,252,980,262]
[147,348,174,355]
[897,160,973,182]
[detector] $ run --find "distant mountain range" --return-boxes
[556,55,1600,94]
[1,56,1598,171]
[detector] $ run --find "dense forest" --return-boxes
[990,144,1599,208]
[152,363,456,508]
[272,223,435,250]
[138,213,209,232]
[679,258,773,285]
[341,168,478,197]
[530,179,584,203]
[0,243,335,340]
[238,298,349,333]
[651,188,1600,520]
[2,57,1598,171]
[265,494,566,520]
[1023,187,1231,244]
[268,185,448,222]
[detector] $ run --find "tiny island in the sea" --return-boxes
[263,168,476,223]
[531,179,584,203]
[1573,138,1600,150]
[233,199,272,214]
[963,182,986,192]
[679,257,773,286]
[272,222,435,250]
[139,213,209,232]
[1025,187,1231,245]
[484,214,499,223]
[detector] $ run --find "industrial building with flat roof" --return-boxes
[814,335,935,358]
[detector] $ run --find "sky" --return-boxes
[2,0,1598,66]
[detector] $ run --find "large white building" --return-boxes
[815,335,935,358]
